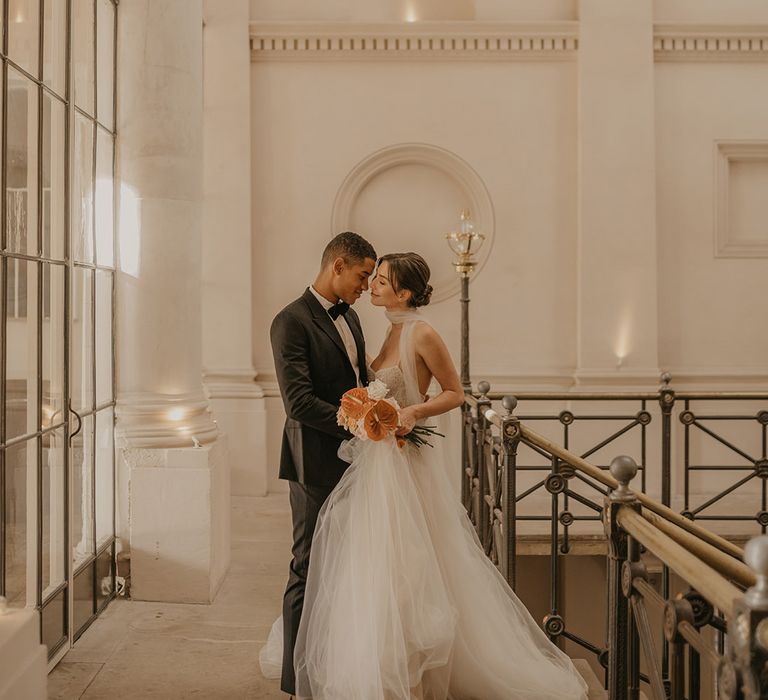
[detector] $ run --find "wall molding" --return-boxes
[250,21,578,62]
[202,367,264,400]
[714,140,768,258]
[257,368,768,396]
[115,390,220,448]
[250,21,768,63]
[332,142,495,304]
[249,21,768,63]
[654,24,768,62]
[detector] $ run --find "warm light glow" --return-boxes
[404,3,418,22]
[614,308,633,369]
[168,408,185,422]
[119,184,140,278]
[42,404,54,429]
[13,11,24,23]
[96,175,114,266]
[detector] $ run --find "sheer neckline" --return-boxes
[385,309,422,324]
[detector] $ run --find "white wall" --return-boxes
[249,0,577,22]
[231,0,768,494]
[656,61,768,376]
[250,59,578,383]
[653,0,768,23]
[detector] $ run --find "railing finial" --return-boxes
[477,380,490,398]
[502,395,517,415]
[609,455,639,502]
[744,535,768,611]
[661,371,672,387]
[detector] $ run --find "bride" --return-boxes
[262,252,588,700]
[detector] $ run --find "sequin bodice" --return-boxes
[373,365,409,407]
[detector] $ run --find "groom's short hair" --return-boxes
[321,231,377,268]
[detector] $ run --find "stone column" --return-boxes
[0,607,46,699]
[202,0,267,496]
[116,0,230,603]
[575,0,660,385]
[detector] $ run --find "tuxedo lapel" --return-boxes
[302,289,353,370]
[346,311,367,384]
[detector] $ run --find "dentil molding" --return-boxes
[654,24,768,61]
[250,21,578,61]
[250,21,768,63]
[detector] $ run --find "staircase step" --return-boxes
[572,659,606,700]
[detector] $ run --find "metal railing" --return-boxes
[604,458,763,700]
[460,393,768,697]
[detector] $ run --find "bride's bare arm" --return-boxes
[397,324,464,434]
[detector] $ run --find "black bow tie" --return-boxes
[328,301,350,320]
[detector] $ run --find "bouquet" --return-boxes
[337,379,444,449]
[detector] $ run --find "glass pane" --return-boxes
[42,427,66,598]
[96,0,114,129]
[8,0,41,78]
[95,270,112,405]
[4,439,37,608]
[95,129,114,267]
[43,263,65,427]
[71,267,94,413]
[42,587,67,651]
[44,0,68,96]
[73,0,95,114]
[6,68,39,257]
[72,413,95,568]
[96,544,114,612]
[6,260,39,441]
[73,115,94,263]
[73,561,95,637]
[42,93,66,260]
[95,408,113,546]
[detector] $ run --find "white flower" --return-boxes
[366,379,389,401]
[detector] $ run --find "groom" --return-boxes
[270,231,377,697]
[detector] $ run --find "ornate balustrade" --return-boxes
[460,389,768,696]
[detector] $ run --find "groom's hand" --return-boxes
[396,407,418,435]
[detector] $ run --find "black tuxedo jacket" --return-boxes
[270,288,367,487]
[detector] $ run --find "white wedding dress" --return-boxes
[260,312,588,700]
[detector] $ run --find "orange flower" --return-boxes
[363,399,399,441]
[341,388,373,420]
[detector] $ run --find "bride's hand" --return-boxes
[396,407,418,435]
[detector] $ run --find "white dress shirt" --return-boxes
[309,286,361,386]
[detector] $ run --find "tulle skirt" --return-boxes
[263,436,588,700]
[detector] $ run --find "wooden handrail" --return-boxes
[640,508,754,589]
[616,506,741,618]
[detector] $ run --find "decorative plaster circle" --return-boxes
[331,143,495,304]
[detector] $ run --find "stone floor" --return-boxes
[48,493,605,700]
[48,494,291,699]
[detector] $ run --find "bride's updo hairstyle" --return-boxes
[378,252,433,308]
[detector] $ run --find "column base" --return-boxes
[0,609,46,699]
[124,438,230,603]
[203,369,268,496]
